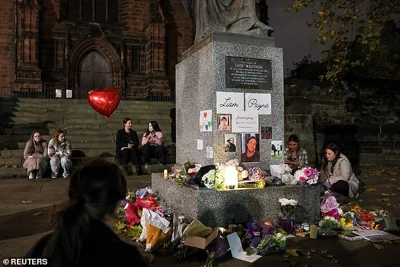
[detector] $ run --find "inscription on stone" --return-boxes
[225,56,272,89]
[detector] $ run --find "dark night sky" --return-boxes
[267,0,324,73]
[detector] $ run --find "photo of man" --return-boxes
[224,134,236,152]
[261,126,272,139]
[241,133,260,163]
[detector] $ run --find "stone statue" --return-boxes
[182,0,274,44]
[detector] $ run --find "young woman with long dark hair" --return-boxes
[320,143,359,198]
[25,158,148,267]
[141,121,165,165]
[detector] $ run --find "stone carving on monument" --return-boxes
[182,0,274,43]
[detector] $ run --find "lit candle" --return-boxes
[224,166,238,189]
[163,169,168,179]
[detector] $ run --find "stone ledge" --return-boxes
[151,173,321,227]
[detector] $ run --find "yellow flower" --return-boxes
[340,218,353,229]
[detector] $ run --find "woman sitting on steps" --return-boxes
[48,129,73,179]
[141,121,165,166]
[23,131,48,179]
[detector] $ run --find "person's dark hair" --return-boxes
[27,131,45,154]
[288,134,300,144]
[322,143,341,173]
[42,158,127,267]
[146,121,162,135]
[221,116,227,121]
[123,118,131,126]
[53,129,65,145]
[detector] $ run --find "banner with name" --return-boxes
[245,93,271,114]
[231,112,259,133]
[216,92,244,114]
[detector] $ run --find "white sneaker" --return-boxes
[28,172,34,179]
[63,172,69,179]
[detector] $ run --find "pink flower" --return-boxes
[320,196,339,213]
[324,209,340,220]
[299,176,307,182]
[304,168,313,177]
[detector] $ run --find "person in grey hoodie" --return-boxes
[320,143,359,198]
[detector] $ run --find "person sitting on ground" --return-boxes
[320,143,359,198]
[141,121,165,165]
[116,118,142,175]
[48,129,72,179]
[25,158,149,267]
[284,134,308,172]
[23,131,48,179]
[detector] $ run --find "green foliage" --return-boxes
[286,0,400,89]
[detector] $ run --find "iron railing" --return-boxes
[0,86,175,102]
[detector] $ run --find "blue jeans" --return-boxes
[50,156,72,174]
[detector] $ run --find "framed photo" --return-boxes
[224,134,237,152]
[260,126,272,139]
[271,140,283,159]
[217,115,231,131]
[240,133,260,163]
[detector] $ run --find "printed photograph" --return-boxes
[217,115,231,131]
[224,134,237,153]
[271,140,283,160]
[240,133,260,163]
[260,126,272,139]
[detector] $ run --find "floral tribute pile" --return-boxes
[319,195,399,232]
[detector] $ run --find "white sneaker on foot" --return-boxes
[28,172,34,179]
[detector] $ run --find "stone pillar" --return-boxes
[175,33,284,169]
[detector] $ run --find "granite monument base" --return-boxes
[151,173,321,228]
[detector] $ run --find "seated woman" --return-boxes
[141,121,165,165]
[320,143,359,198]
[25,158,149,267]
[241,136,260,163]
[283,134,308,172]
[23,131,48,179]
[48,129,73,179]
[116,118,142,175]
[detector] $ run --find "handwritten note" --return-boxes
[231,112,259,133]
[245,93,271,114]
[216,92,244,114]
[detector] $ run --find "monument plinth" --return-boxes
[152,174,321,227]
[176,32,284,169]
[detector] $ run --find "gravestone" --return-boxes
[175,32,284,169]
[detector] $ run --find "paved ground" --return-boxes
[0,164,399,266]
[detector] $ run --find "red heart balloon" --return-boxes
[88,86,121,120]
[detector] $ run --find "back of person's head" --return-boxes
[42,158,127,267]
[288,134,300,143]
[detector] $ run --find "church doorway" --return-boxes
[78,50,112,98]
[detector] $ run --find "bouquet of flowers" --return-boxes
[279,198,297,219]
[201,168,225,189]
[319,216,341,229]
[320,196,341,220]
[340,211,359,229]
[247,233,287,256]
[248,167,266,181]
[294,167,320,185]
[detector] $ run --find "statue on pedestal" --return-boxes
[182,0,274,43]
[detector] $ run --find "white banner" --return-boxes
[245,93,271,114]
[216,92,244,114]
[231,112,259,133]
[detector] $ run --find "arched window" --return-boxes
[68,0,118,24]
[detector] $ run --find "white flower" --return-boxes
[279,198,297,206]
[237,166,243,172]
[241,170,249,179]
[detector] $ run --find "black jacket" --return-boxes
[115,128,140,158]
[25,220,148,267]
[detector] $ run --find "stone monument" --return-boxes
[151,4,321,227]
